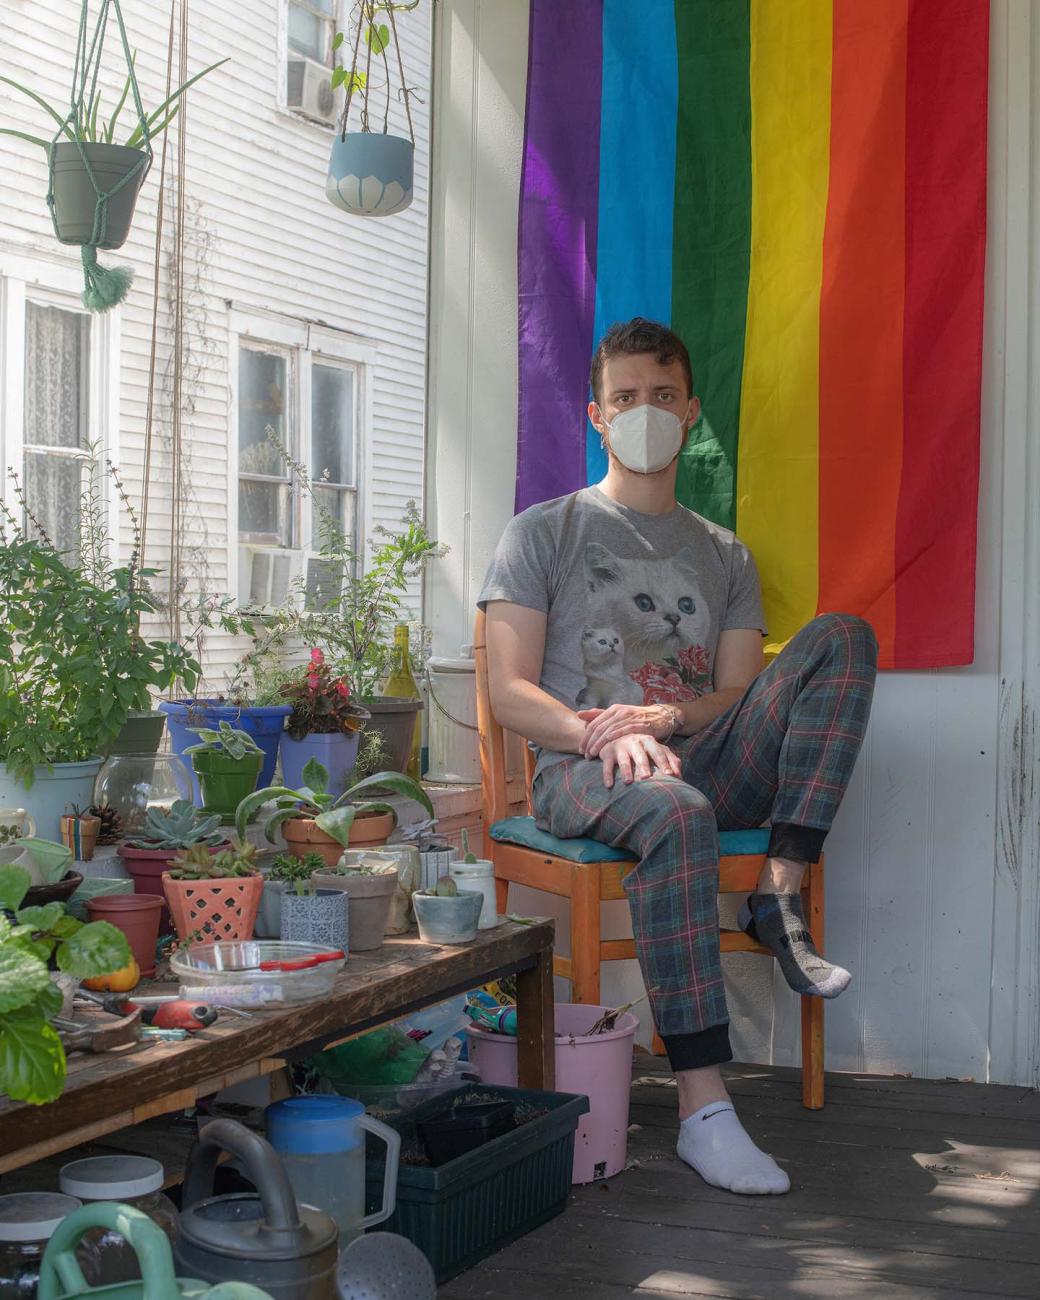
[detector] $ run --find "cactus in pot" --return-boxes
[162,839,263,942]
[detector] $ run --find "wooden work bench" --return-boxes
[0,919,555,1177]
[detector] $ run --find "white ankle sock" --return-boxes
[676,1101,790,1195]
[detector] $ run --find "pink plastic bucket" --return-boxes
[465,1003,637,1184]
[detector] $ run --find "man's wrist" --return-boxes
[662,704,685,738]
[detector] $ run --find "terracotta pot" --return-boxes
[281,810,394,866]
[312,866,398,951]
[87,893,164,978]
[118,840,231,932]
[60,814,100,861]
[161,871,263,943]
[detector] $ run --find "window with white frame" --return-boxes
[0,270,116,557]
[233,315,365,611]
[284,0,340,126]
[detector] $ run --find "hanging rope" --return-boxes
[47,0,153,312]
[166,0,190,645]
[338,0,416,144]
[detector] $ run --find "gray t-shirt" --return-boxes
[478,485,766,772]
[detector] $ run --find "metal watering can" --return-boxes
[175,1119,338,1300]
[37,1202,274,1300]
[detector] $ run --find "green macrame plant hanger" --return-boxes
[47,0,153,312]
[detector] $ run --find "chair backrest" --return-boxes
[473,609,533,829]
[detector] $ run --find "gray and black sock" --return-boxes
[738,892,851,998]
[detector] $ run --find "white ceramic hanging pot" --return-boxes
[326,131,414,217]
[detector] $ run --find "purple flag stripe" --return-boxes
[515,0,603,512]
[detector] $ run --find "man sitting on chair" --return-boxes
[479,317,877,1196]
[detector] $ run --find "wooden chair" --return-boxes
[473,609,826,1109]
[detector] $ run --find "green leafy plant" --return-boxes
[459,829,478,865]
[0,862,131,1104]
[236,758,433,850]
[167,841,260,880]
[278,648,369,741]
[330,1,420,133]
[184,721,262,761]
[229,428,444,703]
[0,56,227,153]
[269,851,325,896]
[125,801,225,851]
[0,459,201,784]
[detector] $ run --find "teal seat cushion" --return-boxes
[488,816,771,864]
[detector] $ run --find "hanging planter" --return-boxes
[0,0,225,311]
[325,2,418,218]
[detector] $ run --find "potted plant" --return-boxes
[278,871,349,952]
[0,461,200,840]
[256,851,327,939]
[412,874,482,946]
[311,856,398,951]
[0,860,132,1104]
[326,4,417,217]
[162,841,264,943]
[236,759,433,867]
[278,648,370,797]
[1,14,224,311]
[183,721,264,820]
[117,800,228,899]
[160,700,292,802]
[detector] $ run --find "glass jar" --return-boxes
[91,754,193,843]
[58,1157,178,1286]
[0,1192,89,1300]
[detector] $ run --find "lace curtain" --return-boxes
[23,303,89,556]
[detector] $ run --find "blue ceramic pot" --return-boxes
[280,731,360,798]
[159,700,291,802]
[326,132,414,217]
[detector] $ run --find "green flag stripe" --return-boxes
[671,0,752,531]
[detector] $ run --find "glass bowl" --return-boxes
[91,753,194,842]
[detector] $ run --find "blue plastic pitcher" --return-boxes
[265,1097,400,1246]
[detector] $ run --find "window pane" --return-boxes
[24,451,82,556]
[25,303,89,450]
[288,4,327,61]
[239,349,288,480]
[311,364,354,486]
[311,485,356,551]
[239,480,290,544]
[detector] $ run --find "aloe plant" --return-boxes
[125,800,224,851]
[0,56,227,154]
[236,759,434,851]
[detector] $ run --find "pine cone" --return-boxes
[89,803,124,846]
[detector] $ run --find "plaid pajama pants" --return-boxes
[530,613,878,1067]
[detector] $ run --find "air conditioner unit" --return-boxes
[304,554,343,611]
[287,56,337,125]
[239,546,303,609]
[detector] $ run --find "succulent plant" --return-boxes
[433,874,458,898]
[167,840,260,880]
[460,829,477,865]
[126,799,225,850]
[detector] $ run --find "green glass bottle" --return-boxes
[384,623,422,781]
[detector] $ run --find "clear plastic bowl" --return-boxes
[170,941,346,1004]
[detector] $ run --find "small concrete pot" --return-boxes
[279,887,349,951]
[311,866,397,951]
[412,889,483,946]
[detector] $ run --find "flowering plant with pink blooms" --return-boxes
[280,647,370,741]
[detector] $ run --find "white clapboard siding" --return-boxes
[0,0,430,684]
[425,0,1040,1084]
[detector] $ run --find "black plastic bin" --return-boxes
[365,1083,589,1282]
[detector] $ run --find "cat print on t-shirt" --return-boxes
[580,542,714,707]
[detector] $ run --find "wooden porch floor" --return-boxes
[440,1055,1040,1300]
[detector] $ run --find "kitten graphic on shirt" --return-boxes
[584,542,710,668]
[575,626,644,709]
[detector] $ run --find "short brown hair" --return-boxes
[589,317,694,405]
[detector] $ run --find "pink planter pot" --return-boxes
[117,840,231,933]
[466,1003,638,1184]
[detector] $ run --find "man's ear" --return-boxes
[685,396,702,431]
[588,400,608,435]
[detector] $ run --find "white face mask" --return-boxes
[605,403,685,474]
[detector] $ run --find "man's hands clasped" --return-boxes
[576,704,682,788]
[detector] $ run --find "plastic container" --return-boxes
[0,1192,92,1300]
[424,656,526,785]
[159,701,291,802]
[265,1096,400,1247]
[417,1100,514,1166]
[170,941,346,1004]
[365,1084,589,1283]
[58,1156,177,1286]
[447,860,498,929]
[466,1003,639,1183]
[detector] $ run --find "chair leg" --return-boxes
[801,858,826,1109]
[569,865,601,1004]
[495,876,509,915]
[650,1029,667,1057]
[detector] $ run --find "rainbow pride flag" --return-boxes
[516,0,988,670]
